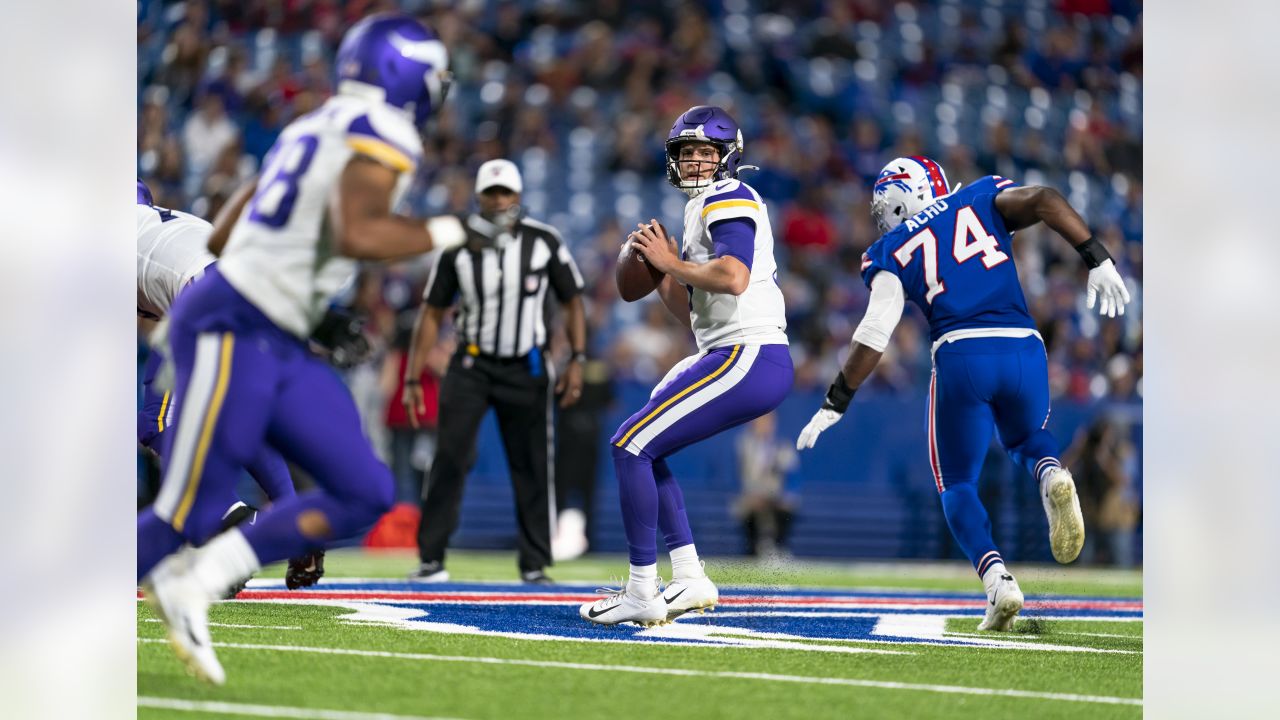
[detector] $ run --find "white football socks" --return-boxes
[981,562,1010,596]
[670,544,704,580]
[627,563,658,599]
[193,528,262,599]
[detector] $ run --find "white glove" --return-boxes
[796,408,844,451]
[1086,259,1131,318]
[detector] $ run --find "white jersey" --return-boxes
[136,204,215,319]
[680,179,788,351]
[217,95,422,338]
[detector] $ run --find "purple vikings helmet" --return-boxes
[871,156,954,233]
[335,14,451,132]
[665,106,745,195]
[137,179,154,205]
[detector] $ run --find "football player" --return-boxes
[141,14,458,684]
[580,106,793,626]
[136,180,324,592]
[796,157,1131,632]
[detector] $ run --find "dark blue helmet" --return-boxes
[665,105,745,194]
[137,179,154,205]
[335,13,451,132]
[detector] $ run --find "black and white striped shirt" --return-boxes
[424,216,584,357]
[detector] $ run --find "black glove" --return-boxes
[285,549,326,590]
[311,307,373,369]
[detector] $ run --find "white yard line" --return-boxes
[137,639,1141,706]
[1055,631,1143,640]
[141,619,302,630]
[138,696,463,720]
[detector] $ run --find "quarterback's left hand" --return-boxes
[1086,259,1131,318]
[797,408,844,451]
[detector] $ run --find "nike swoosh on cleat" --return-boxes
[586,605,615,619]
[664,588,687,603]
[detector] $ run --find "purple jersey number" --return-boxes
[248,135,320,228]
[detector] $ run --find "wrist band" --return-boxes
[1074,236,1112,270]
[823,372,856,414]
[571,352,587,363]
[404,378,421,386]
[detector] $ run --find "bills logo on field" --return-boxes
[230,581,1142,655]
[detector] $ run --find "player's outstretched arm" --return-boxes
[994,185,1131,317]
[330,156,454,261]
[797,272,904,450]
[207,174,259,256]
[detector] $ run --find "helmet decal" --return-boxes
[871,156,953,234]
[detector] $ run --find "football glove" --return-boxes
[310,307,373,369]
[285,549,326,590]
[796,372,856,450]
[1086,259,1131,318]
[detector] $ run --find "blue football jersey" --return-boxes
[860,175,1034,341]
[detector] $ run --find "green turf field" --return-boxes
[138,549,1142,719]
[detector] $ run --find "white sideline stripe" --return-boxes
[142,618,302,630]
[136,639,1141,706]
[138,696,463,720]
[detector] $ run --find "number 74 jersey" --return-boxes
[860,175,1035,343]
[217,95,423,339]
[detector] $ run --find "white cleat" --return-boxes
[142,553,225,685]
[580,580,667,627]
[1042,468,1085,564]
[977,572,1024,632]
[663,574,719,621]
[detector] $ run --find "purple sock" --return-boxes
[653,458,694,552]
[137,507,185,581]
[612,445,659,566]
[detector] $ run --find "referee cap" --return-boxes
[475,159,523,194]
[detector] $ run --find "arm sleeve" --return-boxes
[546,232,585,302]
[851,271,905,352]
[709,217,756,272]
[423,248,460,308]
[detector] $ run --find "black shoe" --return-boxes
[409,560,450,582]
[285,549,326,590]
[521,569,554,586]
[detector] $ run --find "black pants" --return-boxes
[418,350,554,572]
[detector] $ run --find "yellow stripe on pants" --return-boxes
[157,391,171,433]
[173,334,234,532]
[614,345,741,449]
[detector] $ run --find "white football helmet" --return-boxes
[871,156,954,234]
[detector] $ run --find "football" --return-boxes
[615,224,666,302]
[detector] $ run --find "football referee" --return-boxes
[403,159,587,584]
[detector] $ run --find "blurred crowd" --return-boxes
[137,0,1142,410]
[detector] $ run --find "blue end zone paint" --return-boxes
[237,579,1141,652]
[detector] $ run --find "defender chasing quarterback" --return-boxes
[797,156,1131,632]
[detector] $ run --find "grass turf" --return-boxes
[138,549,1142,720]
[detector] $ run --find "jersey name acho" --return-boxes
[903,199,950,233]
